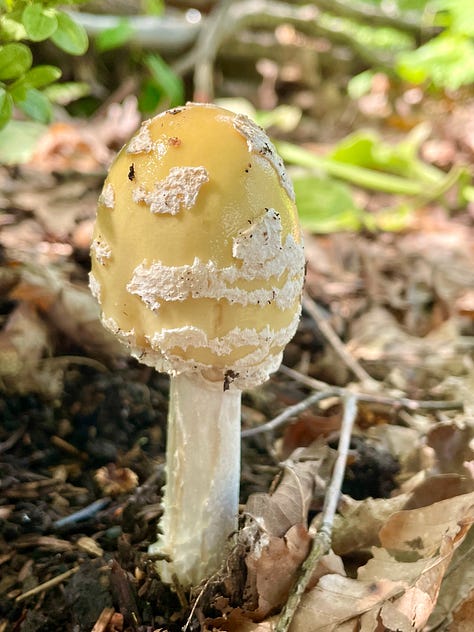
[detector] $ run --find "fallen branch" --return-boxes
[15,566,80,603]
[241,389,339,438]
[275,394,358,632]
[279,364,464,412]
[302,294,375,386]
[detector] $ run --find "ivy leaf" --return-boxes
[22,4,58,42]
[51,11,88,55]
[16,88,52,124]
[0,42,32,80]
[0,87,13,130]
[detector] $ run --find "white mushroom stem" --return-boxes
[149,372,241,587]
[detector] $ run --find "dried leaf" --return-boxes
[332,494,409,556]
[427,522,474,629]
[245,524,312,619]
[245,445,331,537]
[378,491,474,557]
[0,302,57,394]
[289,574,405,632]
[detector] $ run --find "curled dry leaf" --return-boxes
[332,474,474,556]
[244,444,331,538]
[240,445,342,619]
[0,302,58,395]
[240,488,474,632]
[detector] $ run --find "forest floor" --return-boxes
[1,91,474,632]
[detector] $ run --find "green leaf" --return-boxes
[22,65,62,88]
[0,119,47,164]
[0,13,27,41]
[293,175,364,233]
[0,87,13,130]
[51,11,88,55]
[396,33,474,90]
[347,70,376,100]
[43,81,90,105]
[144,53,184,108]
[22,4,58,42]
[17,88,52,124]
[95,19,134,52]
[434,0,474,37]
[142,0,164,16]
[0,42,32,80]
[9,65,61,102]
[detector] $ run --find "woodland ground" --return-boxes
[1,13,474,631]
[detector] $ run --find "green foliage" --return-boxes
[293,176,365,233]
[95,19,134,53]
[139,53,184,112]
[0,118,46,163]
[402,0,474,89]
[396,32,474,90]
[0,0,88,129]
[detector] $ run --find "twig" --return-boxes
[302,294,375,386]
[16,566,80,603]
[192,0,234,101]
[174,0,397,77]
[279,364,464,412]
[241,390,339,438]
[275,394,358,632]
[53,497,111,529]
[310,0,423,35]
[91,607,115,632]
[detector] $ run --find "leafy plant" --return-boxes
[0,0,88,129]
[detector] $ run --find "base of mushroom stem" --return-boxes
[149,371,242,587]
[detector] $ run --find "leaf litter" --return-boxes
[0,97,474,632]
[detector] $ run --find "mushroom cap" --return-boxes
[90,103,304,389]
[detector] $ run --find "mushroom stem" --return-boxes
[149,372,241,587]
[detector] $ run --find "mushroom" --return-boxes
[89,103,305,587]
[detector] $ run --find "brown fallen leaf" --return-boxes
[0,302,57,395]
[11,264,123,361]
[244,444,332,538]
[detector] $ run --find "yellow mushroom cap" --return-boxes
[90,102,305,389]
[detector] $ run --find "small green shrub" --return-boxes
[0,0,88,129]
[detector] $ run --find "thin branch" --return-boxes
[279,364,464,412]
[310,0,423,35]
[241,389,339,438]
[16,566,80,603]
[192,0,234,101]
[275,394,358,632]
[174,0,397,78]
[302,294,376,386]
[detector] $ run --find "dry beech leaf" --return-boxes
[253,490,474,632]
[331,494,409,556]
[0,302,57,394]
[378,491,474,557]
[245,445,331,537]
[289,573,405,632]
[245,524,311,619]
[427,523,474,630]
[426,423,474,475]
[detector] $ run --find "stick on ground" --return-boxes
[275,394,358,632]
